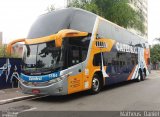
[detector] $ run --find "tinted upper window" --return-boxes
[97,20,147,45]
[70,10,96,33]
[97,20,113,39]
[27,9,72,39]
[27,8,96,39]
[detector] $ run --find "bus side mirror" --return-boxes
[7,38,25,56]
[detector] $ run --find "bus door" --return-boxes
[64,36,90,93]
[67,45,84,94]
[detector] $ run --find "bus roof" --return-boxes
[27,7,147,45]
[27,8,97,39]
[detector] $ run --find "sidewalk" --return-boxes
[0,88,35,105]
[152,70,160,75]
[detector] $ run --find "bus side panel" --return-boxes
[103,42,139,85]
[67,72,84,94]
[104,65,138,85]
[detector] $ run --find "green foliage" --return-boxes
[0,45,6,57]
[68,0,145,34]
[68,0,88,9]
[46,4,55,12]
[151,44,160,64]
[0,45,20,58]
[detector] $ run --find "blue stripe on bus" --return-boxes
[20,72,60,82]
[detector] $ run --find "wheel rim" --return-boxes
[92,77,100,91]
[138,75,141,81]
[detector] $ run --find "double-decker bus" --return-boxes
[7,8,150,95]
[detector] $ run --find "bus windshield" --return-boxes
[22,40,64,74]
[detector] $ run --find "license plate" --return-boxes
[32,89,40,94]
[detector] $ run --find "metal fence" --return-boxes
[152,63,160,70]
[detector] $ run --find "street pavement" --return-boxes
[0,88,36,105]
[0,70,160,116]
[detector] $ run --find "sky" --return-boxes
[0,0,67,44]
[148,0,160,44]
[0,0,159,45]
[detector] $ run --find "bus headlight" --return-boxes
[49,77,63,84]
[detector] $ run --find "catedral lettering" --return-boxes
[116,42,138,54]
[7,8,151,95]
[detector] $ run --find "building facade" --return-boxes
[0,32,2,47]
[129,0,148,38]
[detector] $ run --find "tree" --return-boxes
[150,44,160,64]
[68,0,145,34]
[46,4,55,12]
[0,45,6,57]
[0,45,20,58]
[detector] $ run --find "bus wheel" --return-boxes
[141,71,146,81]
[136,70,142,82]
[143,68,147,77]
[137,70,145,82]
[90,74,101,94]
[136,75,141,82]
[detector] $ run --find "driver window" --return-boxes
[68,46,81,67]
[66,35,91,67]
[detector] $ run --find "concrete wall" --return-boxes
[129,0,148,38]
[0,32,2,47]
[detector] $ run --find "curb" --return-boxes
[0,95,37,105]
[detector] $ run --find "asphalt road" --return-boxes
[0,70,160,116]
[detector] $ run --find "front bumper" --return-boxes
[19,78,68,96]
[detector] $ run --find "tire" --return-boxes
[136,70,145,82]
[143,68,147,77]
[136,74,141,82]
[136,70,142,82]
[90,74,102,94]
[141,71,146,81]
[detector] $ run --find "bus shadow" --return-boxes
[30,79,148,103]
[30,91,90,103]
[102,78,149,92]
[102,80,137,92]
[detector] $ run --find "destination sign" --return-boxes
[20,72,60,82]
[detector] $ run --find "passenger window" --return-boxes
[93,53,101,66]
[68,46,81,66]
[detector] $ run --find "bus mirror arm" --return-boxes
[55,30,88,47]
[7,38,25,56]
[55,38,62,47]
